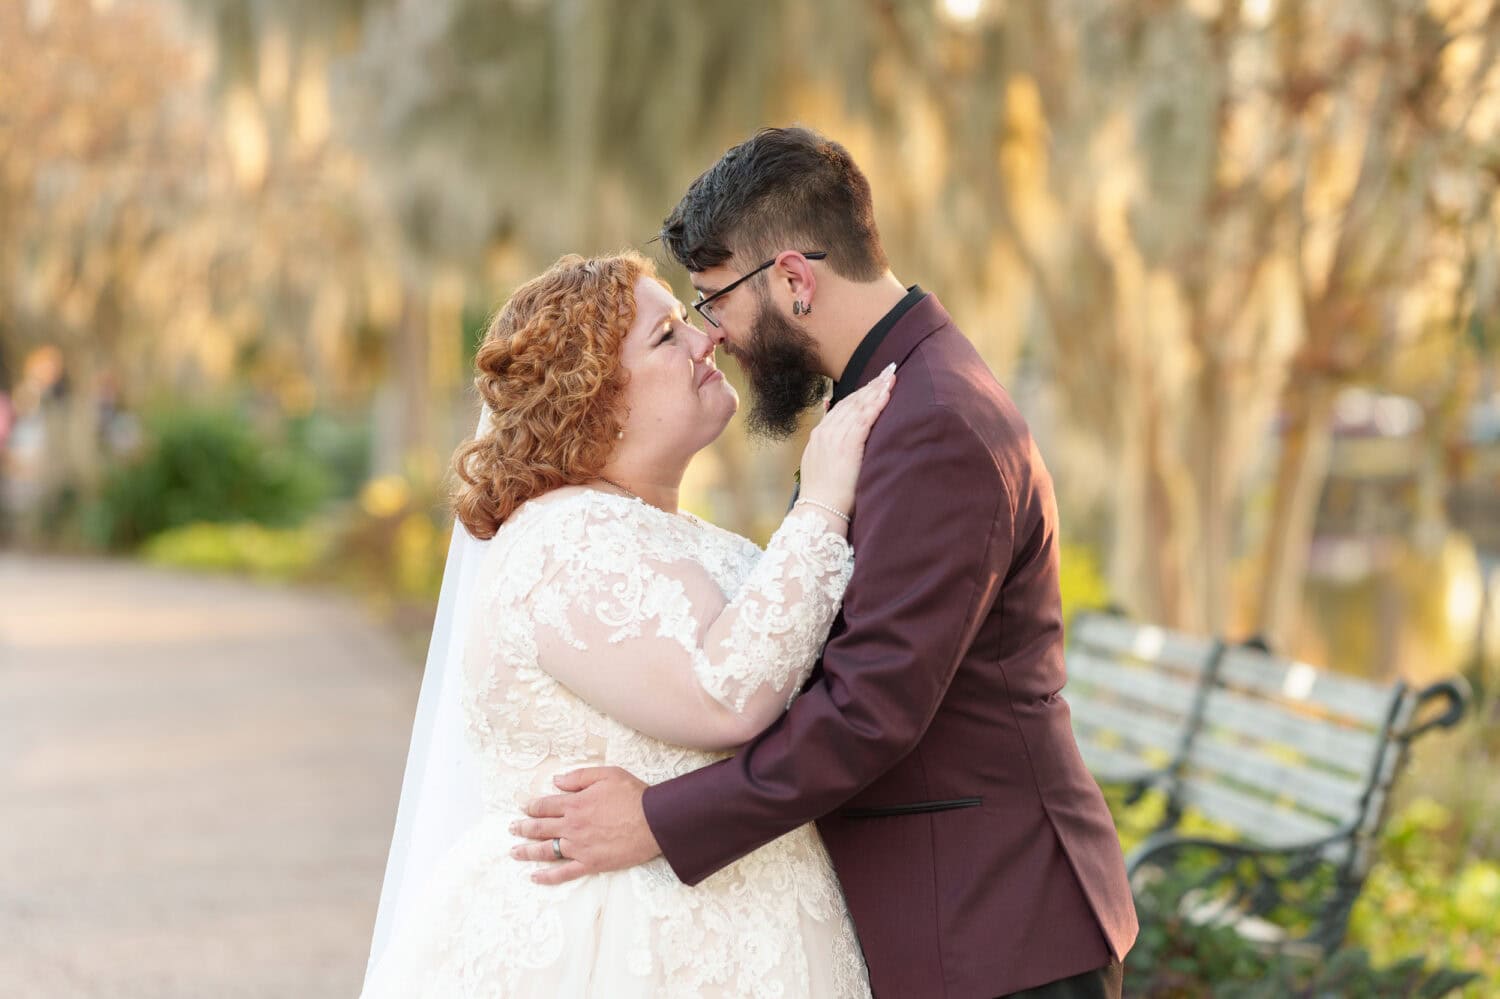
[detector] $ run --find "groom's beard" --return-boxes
[736,299,828,440]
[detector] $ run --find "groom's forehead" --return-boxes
[689,265,733,296]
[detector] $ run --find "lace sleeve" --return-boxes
[530,503,853,751]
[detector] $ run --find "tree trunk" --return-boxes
[1110,381,1190,627]
[1255,377,1337,650]
[371,285,431,479]
[1193,352,1232,636]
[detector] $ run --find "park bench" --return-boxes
[1066,612,1470,952]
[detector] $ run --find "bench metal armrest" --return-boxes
[1126,827,1364,951]
[1093,769,1169,806]
[1121,773,1163,807]
[1401,677,1470,741]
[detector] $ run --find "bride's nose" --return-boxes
[688,327,715,363]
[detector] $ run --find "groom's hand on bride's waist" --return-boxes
[510,766,662,885]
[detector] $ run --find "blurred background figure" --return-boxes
[3,345,69,543]
[1,0,1497,996]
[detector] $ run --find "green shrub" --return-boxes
[1350,795,1500,997]
[283,410,373,501]
[139,520,330,581]
[323,474,452,604]
[1105,785,1491,996]
[83,406,331,550]
[1127,871,1480,997]
[1060,541,1112,624]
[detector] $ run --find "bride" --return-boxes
[361,251,894,997]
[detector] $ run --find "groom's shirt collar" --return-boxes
[828,284,926,407]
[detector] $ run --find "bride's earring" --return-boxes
[616,429,624,440]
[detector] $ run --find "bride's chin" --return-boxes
[712,382,739,414]
[709,401,737,439]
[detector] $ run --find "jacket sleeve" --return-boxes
[641,400,1013,884]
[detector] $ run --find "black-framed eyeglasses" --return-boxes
[691,251,827,328]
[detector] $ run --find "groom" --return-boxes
[515,127,1137,998]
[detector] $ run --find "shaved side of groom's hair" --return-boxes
[660,127,888,282]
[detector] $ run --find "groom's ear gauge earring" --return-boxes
[793,300,811,317]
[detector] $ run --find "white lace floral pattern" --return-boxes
[361,489,870,999]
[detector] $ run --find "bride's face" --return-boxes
[614,276,738,454]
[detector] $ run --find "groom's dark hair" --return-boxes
[660,127,888,282]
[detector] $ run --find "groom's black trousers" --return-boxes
[997,960,1123,999]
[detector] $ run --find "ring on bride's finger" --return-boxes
[551,837,565,861]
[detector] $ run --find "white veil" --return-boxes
[362,407,491,991]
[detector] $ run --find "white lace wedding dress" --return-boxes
[361,488,872,998]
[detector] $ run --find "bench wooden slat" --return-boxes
[1186,736,1369,823]
[1177,777,1344,848]
[1077,741,1162,783]
[1068,649,1200,715]
[1200,689,1383,775]
[1070,697,1186,758]
[1215,648,1399,728]
[1070,615,1219,674]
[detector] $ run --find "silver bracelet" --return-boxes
[795,497,850,524]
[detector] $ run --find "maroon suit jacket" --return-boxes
[643,294,1138,998]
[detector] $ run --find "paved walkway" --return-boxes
[0,553,419,998]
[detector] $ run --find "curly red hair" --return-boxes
[452,251,661,540]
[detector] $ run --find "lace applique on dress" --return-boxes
[361,490,869,999]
